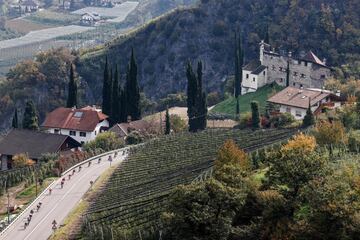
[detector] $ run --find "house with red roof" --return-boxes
[242,40,333,95]
[41,106,109,144]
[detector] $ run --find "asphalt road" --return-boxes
[0,150,126,240]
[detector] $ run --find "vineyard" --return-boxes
[82,128,298,239]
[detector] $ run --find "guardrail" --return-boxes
[0,146,132,237]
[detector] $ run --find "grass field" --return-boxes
[211,84,284,116]
[26,10,81,26]
[5,18,51,34]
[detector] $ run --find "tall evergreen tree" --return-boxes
[125,48,141,120]
[236,97,240,119]
[111,65,121,123]
[286,60,290,87]
[12,108,18,128]
[234,31,243,98]
[251,101,260,129]
[186,61,207,132]
[66,64,78,108]
[165,107,171,135]
[22,100,39,130]
[302,99,315,128]
[120,88,127,122]
[102,57,112,116]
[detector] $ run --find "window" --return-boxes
[321,74,326,78]
[300,84,303,88]
[80,132,86,137]
[286,107,291,113]
[272,65,276,70]
[95,131,97,135]
[54,129,60,134]
[246,74,249,79]
[301,74,306,78]
[304,62,308,67]
[293,72,298,76]
[280,78,283,82]
[253,77,256,82]
[279,67,283,71]
[81,141,84,144]
[293,82,296,86]
[263,71,266,76]
[295,111,302,117]
[69,131,76,136]
[74,112,83,118]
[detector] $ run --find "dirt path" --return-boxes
[0,183,28,214]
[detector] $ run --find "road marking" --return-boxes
[23,162,106,240]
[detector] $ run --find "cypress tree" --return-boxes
[302,99,315,128]
[66,64,77,108]
[165,107,171,135]
[111,65,120,123]
[236,97,240,118]
[251,101,260,129]
[120,88,127,122]
[12,108,18,128]
[22,100,39,130]
[234,31,243,98]
[102,57,112,116]
[186,61,197,132]
[186,61,207,132]
[125,48,141,120]
[286,61,290,87]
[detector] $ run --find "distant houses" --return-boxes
[41,106,109,144]
[0,129,81,170]
[19,0,39,13]
[267,87,342,120]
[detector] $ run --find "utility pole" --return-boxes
[6,180,10,224]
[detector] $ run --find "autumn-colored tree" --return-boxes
[12,153,34,168]
[312,121,348,148]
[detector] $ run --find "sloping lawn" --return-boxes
[211,84,284,115]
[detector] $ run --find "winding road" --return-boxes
[0,149,127,240]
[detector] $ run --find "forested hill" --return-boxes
[78,0,360,100]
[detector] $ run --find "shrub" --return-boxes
[270,113,295,128]
[348,130,360,153]
[12,153,34,168]
[83,132,124,153]
[126,131,145,145]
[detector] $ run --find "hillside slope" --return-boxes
[211,84,284,116]
[82,128,297,239]
[78,0,360,101]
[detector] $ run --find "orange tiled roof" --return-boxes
[41,107,108,132]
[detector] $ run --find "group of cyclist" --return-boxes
[24,151,121,231]
[23,202,42,229]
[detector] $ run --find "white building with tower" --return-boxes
[242,41,332,95]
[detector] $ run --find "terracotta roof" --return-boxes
[243,60,267,75]
[41,107,108,132]
[301,51,326,66]
[267,87,336,109]
[109,120,150,137]
[0,129,81,160]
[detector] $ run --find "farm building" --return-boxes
[20,0,39,13]
[109,119,151,139]
[0,129,81,171]
[267,87,342,120]
[41,106,109,144]
[81,12,101,25]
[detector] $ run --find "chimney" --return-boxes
[323,58,327,65]
[336,90,341,97]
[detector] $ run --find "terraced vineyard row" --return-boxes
[83,128,298,239]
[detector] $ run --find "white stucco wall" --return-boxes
[45,120,109,144]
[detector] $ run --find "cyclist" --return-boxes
[49,188,52,195]
[88,160,92,167]
[52,220,57,230]
[98,158,101,164]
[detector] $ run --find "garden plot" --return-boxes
[0,25,93,49]
[72,1,139,22]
